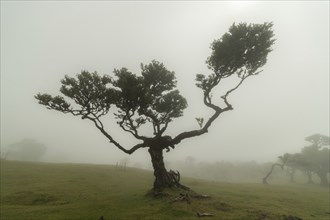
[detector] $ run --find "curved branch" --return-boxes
[85,116,147,154]
[117,110,147,141]
[172,74,252,145]
[141,110,163,136]
[262,162,286,184]
[37,97,146,154]
[158,120,169,137]
[171,108,224,145]
[221,75,250,109]
[126,110,148,140]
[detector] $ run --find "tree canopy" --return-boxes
[36,22,275,190]
[280,134,329,186]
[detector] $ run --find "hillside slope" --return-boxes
[0,160,329,220]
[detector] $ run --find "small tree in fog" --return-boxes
[301,134,329,186]
[262,153,289,184]
[286,134,329,186]
[285,152,314,184]
[6,139,47,162]
[266,134,329,186]
[0,147,9,160]
[36,23,275,191]
[116,157,130,171]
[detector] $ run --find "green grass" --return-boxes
[1,160,329,220]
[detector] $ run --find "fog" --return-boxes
[1,2,329,169]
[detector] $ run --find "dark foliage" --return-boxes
[36,23,275,190]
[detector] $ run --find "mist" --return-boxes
[1,1,329,172]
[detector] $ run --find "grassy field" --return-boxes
[0,160,329,220]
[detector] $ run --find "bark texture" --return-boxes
[148,147,189,191]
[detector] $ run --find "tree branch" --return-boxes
[142,110,161,135]
[117,110,147,141]
[85,116,146,154]
[171,108,222,145]
[171,74,253,145]
[220,75,248,110]
[159,120,169,137]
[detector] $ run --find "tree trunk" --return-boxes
[148,147,169,190]
[148,147,188,191]
[263,163,282,184]
[317,172,329,187]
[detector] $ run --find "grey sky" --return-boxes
[1,1,329,165]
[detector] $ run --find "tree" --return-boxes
[116,157,130,171]
[305,133,329,147]
[301,134,329,186]
[0,147,9,160]
[35,22,275,191]
[6,139,47,162]
[279,134,329,186]
[262,153,289,184]
[302,146,329,186]
[285,153,312,184]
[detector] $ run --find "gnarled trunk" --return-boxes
[148,147,188,191]
[317,172,329,187]
[263,163,282,184]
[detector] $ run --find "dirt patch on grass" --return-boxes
[212,201,232,212]
[281,214,303,220]
[3,191,69,206]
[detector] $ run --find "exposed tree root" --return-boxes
[173,193,192,204]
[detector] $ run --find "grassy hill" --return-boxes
[0,160,329,220]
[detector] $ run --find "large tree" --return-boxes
[274,134,329,186]
[36,23,275,191]
[301,134,329,186]
[285,153,313,184]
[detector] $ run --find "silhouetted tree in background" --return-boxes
[5,139,47,162]
[262,153,289,184]
[300,134,329,186]
[116,157,130,171]
[0,147,9,160]
[264,134,329,186]
[36,22,275,191]
[285,153,313,184]
[305,134,329,147]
